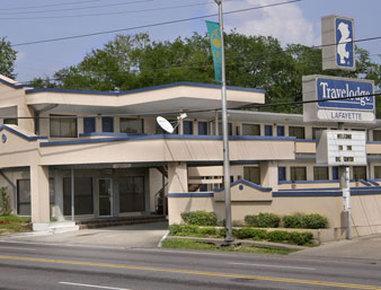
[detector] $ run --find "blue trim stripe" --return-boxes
[0,125,48,142]
[279,180,339,185]
[25,82,265,96]
[168,192,214,198]
[276,186,381,197]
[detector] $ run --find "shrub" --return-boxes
[267,230,290,243]
[288,232,314,245]
[233,228,268,240]
[169,224,199,236]
[181,211,218,226]
[169,225,224,238]
[282,213,328,229]
[244,213,281,228]
[0,187,11,216]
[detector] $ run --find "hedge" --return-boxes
[282,213,328,229]
[244,213,281,228]
[181,211,218,226]
[169,225,314,246]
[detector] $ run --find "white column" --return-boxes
[53,172,65,221]
[260,161,278,191]
[30,165,50,230]
[167,162,188,224]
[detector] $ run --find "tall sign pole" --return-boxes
[215,0,233,243]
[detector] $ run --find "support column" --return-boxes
[167,162,188,224]
[30,165,50,231]
[260,161,278,191]
[52,172,65,222]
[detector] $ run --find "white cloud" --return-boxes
[220,0,318,45]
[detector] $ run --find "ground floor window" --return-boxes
[290,166,307,181]
[314,166,329,180]
[63,177,93,215]
[353,166,367,180]
[374,166,381,179]
[243,166,261,184]
[17,179,30,215]
[119,176,145,213]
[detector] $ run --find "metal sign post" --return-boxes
[340,166,352,240]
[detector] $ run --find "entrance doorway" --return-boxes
[98,178,113,217]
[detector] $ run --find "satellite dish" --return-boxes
[156,116,175,134]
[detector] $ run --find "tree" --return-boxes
[0,37,17,79]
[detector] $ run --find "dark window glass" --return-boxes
[332,166,339,180]
[289,126,305,139]
[374,166,381,179]
[120,118,143,134]
[312,127,327,140]
[276,126,285,137]
[3,118,18,125]
[102,117,114,132]
[50,115,77,138]
[353,166,367,180]
[63,177,93,215]
[183,121,193,135]
[314,167,329,180]
[83,117,96,134]
[373,130,381,141]
[17,179,30,215]
[242,124,260,136]
[198,121,208,135]
[218,123,233,136]
[290,167,307,181]
[243,167,261,184]
[119,176,145,213]
[278,167,286,182]
[264,125,273,136]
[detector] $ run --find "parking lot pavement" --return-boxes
[0,221,169,249]
[293,233,381,260]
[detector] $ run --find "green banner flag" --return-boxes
[206,20,222,82]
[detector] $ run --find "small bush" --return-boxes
[169,224,199,236]
[288,232,314,245]
[233,228,268,240]
[282,213,328,229]
[244,213,281,228]
[181,211,218,226]
[169,225,224,238]
[0,187,11,216]
[267,230,290,243]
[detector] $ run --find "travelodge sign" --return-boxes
[303,75,375,123]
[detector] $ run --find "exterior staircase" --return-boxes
[76,214,167,230]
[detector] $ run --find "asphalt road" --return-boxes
[0,241,380,290]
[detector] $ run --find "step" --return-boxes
[77,215,166,230]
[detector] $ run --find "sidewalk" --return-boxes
[293,233,381,260]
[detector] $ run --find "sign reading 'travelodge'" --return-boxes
[303,75,375,123]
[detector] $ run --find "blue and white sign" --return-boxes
[322,15,356,71]
[335,18,354,68]
[303,75,375,123]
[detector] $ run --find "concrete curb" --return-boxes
[158,230,170,248]
[165,236,307,251]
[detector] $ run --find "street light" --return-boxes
[214,0,234,244]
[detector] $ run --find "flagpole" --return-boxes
[215,0,233,244]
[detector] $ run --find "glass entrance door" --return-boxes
[98,178,113,217]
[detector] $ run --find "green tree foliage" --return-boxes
[0,37,17,79]
[31,32,381,114]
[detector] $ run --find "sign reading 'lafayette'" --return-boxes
[303,75,375,123]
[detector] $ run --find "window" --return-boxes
[243,166,261,184]
[63,177,93,215]
[119,176,145,213]
[353,166,367,180]
[264,125,273,136]
[218,123,233,135]
[198,121,208,135]
[374,130,381,141]
[290,167,307,181]
[50,115,77,138]
[312,127,327,140]
[120,118,143,134]
[314,167,329,180]
[183,121,193,135]
[289,126,305,139]
[3,118,17,125]
[102,117,114,132]
[242,124,260,136]
[374,166,381,179]
[332,166,339,180]
[83,117,96,134]
[17,179,30,215]
[278,167,286,182]
[276,125,285,137]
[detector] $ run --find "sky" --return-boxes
[0,0,379,82]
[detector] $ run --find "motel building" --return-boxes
[1,73,381,236]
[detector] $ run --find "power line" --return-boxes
[12,0,302,47]
[0,0,119,11]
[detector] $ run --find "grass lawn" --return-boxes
[162,238,296,255]
[0,215,31,235]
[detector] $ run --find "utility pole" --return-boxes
[214,0,233,244]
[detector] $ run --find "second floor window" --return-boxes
[353,166,367,180]
[183,121,193,135]
[276,125,285,137]
[198,121,208,135]
[314,166,329,180]
[312,127,327,140]
[120,118,143,134]
[374,130,381,141]
[289,126,305,139]
[3,118,18,125]
[83,117,96,134]
[278,167,286,182]
[290,166,307,181]
[102,117,114,133]
[242,124,260,136]
[244,166,261,184]
[50,115,77,138]
[264,125,273,136]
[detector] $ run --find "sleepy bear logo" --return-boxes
[336,18,354,68]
